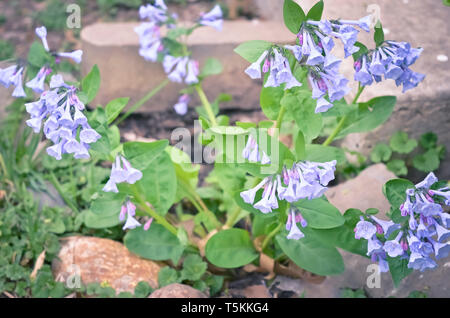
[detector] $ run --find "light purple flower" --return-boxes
[355,217,377,240]
[173,94,190,116]
[199,5,223,31]
[35,26,49,51]
[58,50,83,64]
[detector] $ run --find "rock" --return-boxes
[149,283,207,298]
[269,275,305,298]
[52,236,161,294]
[80,20,293,113]
[326,164,396,215]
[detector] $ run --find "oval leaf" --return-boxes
[205,229,259,268]
[294,198,345,229]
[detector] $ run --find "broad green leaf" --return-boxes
[283,90,322,143]
[370,143,392,163]
[123,140,169,171]
[137,151,177,215]
[337,96,396,139]
[387,159,408,176]
[252,213,278,237]
[27,41,50,68]
[205,229,259,268]
[209,125,248,135]
[180,254,208,281]
[389,131,417,154]
[413,149,440,172]
[303,209,368,256]
[419,132,438,150]
[283,0,306,34]
[383,179,414,209]
[85,192,126,229]
[105,97,129,124]
[260,86,285,120]
[304,144,347,165]
[295,130,306,160]
[294,198,344,229]
[276,233,345,276]
[388,256,413,287]
[199,58,223,78]
[306,0,324,21]
[124,225,184,263]
[234,40,272,63]
[81,65,100,104]
[158,267,181,287]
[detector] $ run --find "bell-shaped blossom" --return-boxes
[26,66,51,93]
[244,50,269,80]
[354,217,377,240]
[199,5,223,31]
[35,26,49,51]
[173,94,190,116]
[57,50,83,64]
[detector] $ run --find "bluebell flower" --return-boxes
[367,236,383,256]
[245,50,269,80]
[139,1,168,24]
[199,5,223,31]
[57,50,83,64]
[185,60,199,85]
[370,215,401,238]
[26,66,51,93]
[286,208,305,240]
[354,217,377,240]
[383,231,405,257]
[35,26,49,52]
[103,155,143,192]
[173,94,190,116]
[371,251,389,273]
[122,201,142,230]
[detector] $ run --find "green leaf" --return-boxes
[383,179,414,209]
[295,131,306,160]
[374,21,385,47]
[199,58,223,78]
[134,281,153,298]
[123,140,169,171]
[205,275,224,296]
[387,159,408,176]
[306,0,324,21]
[413,149,440,172]
[158,267,180,287]
[209,126,248,136]
[136,151,177,215]
[389,131,417,154]
[205,229,259,268]
[124,225,184,263]
[252,213,278,237]
[370,143,392,163]
[304,209,368,256]
[81,65,101,104]
[283,90,323,143]
[294,198,345,229]
[337,96,396,139]
[260,86,285,120]
[276,233,345,276]
[304,144,347,165]
[85,192,126,229]
[27,41,50,68]
[234,40,272,63]
[180,254,207,281]
[283,0,306,34]
[388,256,412,287]
[353,42,369,61]
[105,97,129,124]
[419,132,438,150]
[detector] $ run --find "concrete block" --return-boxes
[80,20,294,112]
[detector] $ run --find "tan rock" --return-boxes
[326,164,396,215]
[149,283,207,298]
[52,236,160,294]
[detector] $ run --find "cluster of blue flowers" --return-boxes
[244,16,372,113]
[25,74,101,160]
[102,154,149,231]
[354,41,425,92]
[355,173,450,273]
[240,135,336,240]
[0,26,82,98]
[135,0,222,115]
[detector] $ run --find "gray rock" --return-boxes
[149,283,207,298]
[326,163,396,215]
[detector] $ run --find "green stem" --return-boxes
[0,153,8,178]
[322,85,365,146]
[115,79,170,125]
[261,222,283,251]
[195,84,217,126]
[179,179,222,229]
[131,185,178,236]
[225,206,242,228]
[274,104,287,139]
[48,173,79,213]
